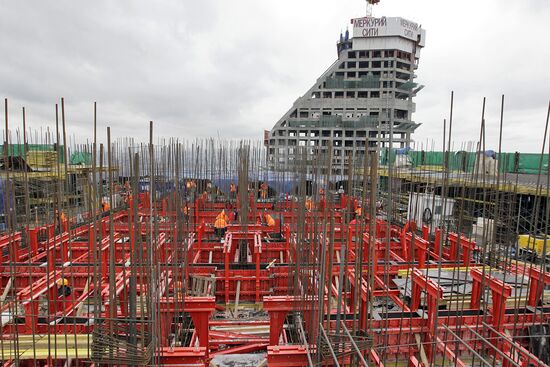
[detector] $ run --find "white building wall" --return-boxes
[352,37,415,53]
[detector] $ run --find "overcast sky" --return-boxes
[1,0,549,152]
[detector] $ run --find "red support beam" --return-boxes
[158,347,207,367]
[267,345,309,367]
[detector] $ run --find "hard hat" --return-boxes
[57,278,69,287]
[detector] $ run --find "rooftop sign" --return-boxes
[351,16,424,43]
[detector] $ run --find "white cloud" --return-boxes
[0,0,548,152]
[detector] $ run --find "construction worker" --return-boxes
[102,200,110,212]
[214,212,228,238]
[60,210,67,223]
[229,182,237,200]
[123,181,133,205]
[186,180,196,200]
[186,179,197,191]
[265,213,276,227]
[57,278,71,297]
[217,209,229,221]
[305,197,313,211]
[183,202,190,221]
[231,206,238,222]
[260,182,268,200]
[55,209,67,233]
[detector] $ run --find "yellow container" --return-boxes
[518,234,550,256]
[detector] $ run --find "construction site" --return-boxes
[0,94,549,367]
[2,1,550,367]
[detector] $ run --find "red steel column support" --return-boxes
[284,225,291,254]
[263,296,297,346]
[159,296,215,357]
[528,267,550,307]
[447,233,460,262]
[448,233,477,266]
[434,227,442,259]
[197,223,204,252]
[401,221,416,261]
[410,269,444,364]
[410,268,443,333]
[223,232,232,304]
[405,233,429,269]
[254,233,262,303]
[422,225,429,240]
[470,268,512,333]
[28,227,38,256]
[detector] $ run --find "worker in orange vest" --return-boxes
[102,200,110,212]
[217,210,229,221]
[214,213,228,238]
[305,198,313,211]
[55,209,67,233]
[260,182,268,200]
[264,213,276,227]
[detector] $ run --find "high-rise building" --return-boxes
[265,15,426,175]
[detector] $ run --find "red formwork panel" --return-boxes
[2,194,550,367]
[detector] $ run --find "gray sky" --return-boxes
[1,0,548,152]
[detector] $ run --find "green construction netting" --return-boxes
[383,149,548,174]
[70,151,92,165]
[0,144,65,163]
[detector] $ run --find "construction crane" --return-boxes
[366,0,381,16]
